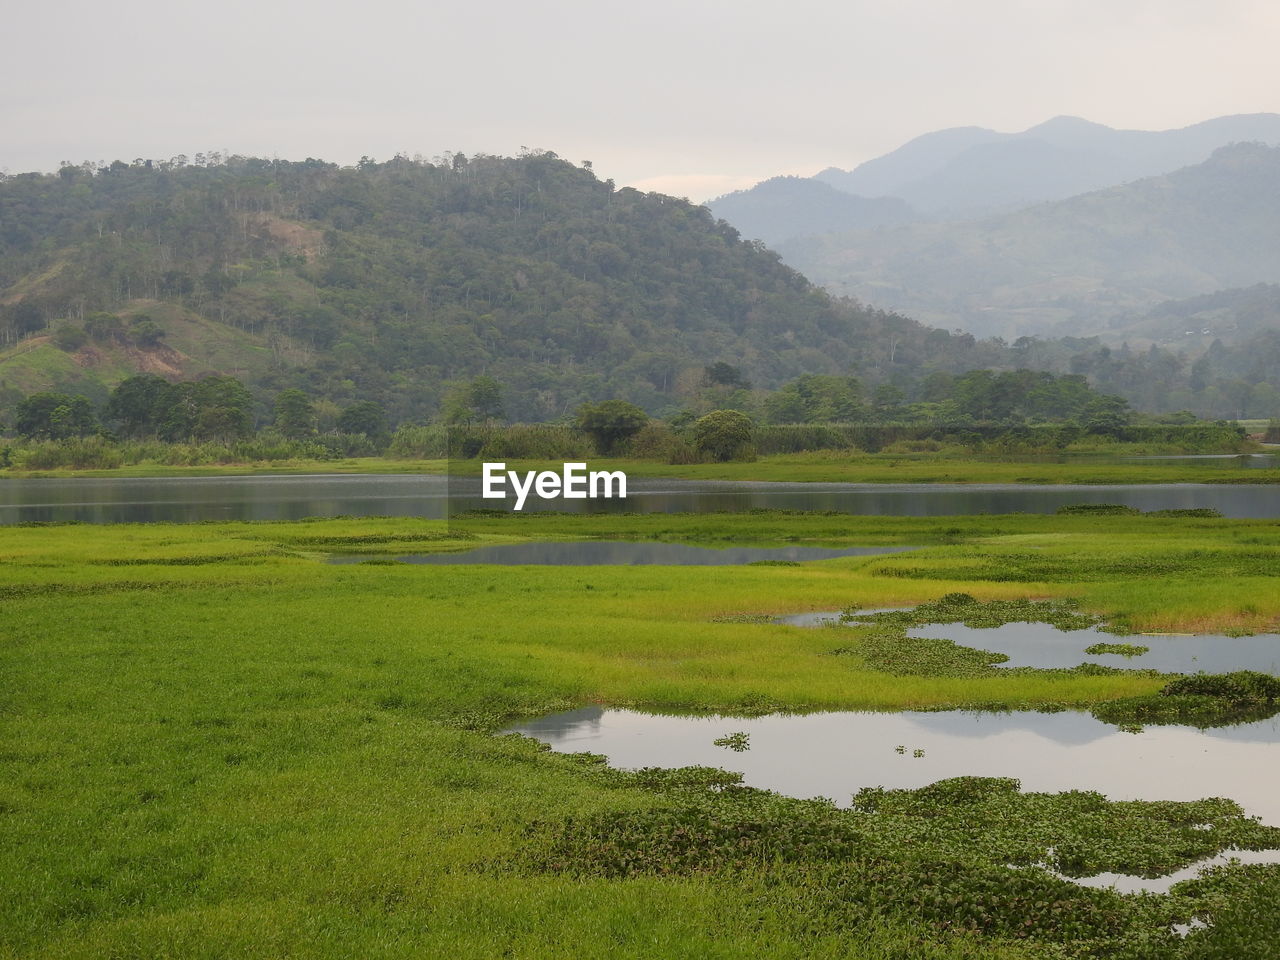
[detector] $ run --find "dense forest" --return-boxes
[0,151,1016,425]
[1,151,1275,426]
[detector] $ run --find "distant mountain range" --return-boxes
[710,114,1280,236]
[702,177,915,249]
[775,142,1280,340]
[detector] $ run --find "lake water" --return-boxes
[331,541,916,566]
[4,473,1280,523]
[778,613,1280,674]
[509,706,1280,825]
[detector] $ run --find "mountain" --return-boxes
[777,143,1280,340]
[816,113,1280,217]
[705,177,915,248]
[0,152,1010,423]
[1103,283,1280,350]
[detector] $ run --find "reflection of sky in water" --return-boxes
[778,612,1280,675]
[5,474,1280,523]
[908,622,1280,675]
[508,707,1280,825]
[350,541,916,566]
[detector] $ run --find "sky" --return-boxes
[2,0,1278,202]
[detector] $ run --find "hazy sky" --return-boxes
[3,0,1277,201]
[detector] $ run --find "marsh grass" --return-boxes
[2,511,1279,957]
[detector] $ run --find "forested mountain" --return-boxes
[1103,283,1280,351]
[705,177,915,248]
[777,143,1280,340]
[0,151,1010,423]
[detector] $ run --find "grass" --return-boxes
[3,448,1277,482]
[2,511,1279,957]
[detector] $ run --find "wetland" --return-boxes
[4,505,1280,958]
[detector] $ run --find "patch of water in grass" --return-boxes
[778,611,1280,674]
[331,541,917,566]
[509,706,1280,825]
[1056,848,1280,895]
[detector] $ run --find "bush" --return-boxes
[693,410,755,462]
[11,437,124,470]
[576,400,648,454]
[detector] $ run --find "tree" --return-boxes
[151,376,253,441]
[274,389,315,439]
[693,409,754,461]
[704,362,751,390]
[576,399,649,453]
[468,376,505,422]
[1081,395,1131,437]
[189,376,255,441]
[107,374,175,437]
[442,377,504,424]
[338,400,388,437]
[15,392,98,439]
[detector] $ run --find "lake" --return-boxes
[3,473,1280,523]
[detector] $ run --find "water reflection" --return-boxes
[909,622,1280,674]
[5,474,1280,524]
[779,612,1280,675]
[508,706,1280,824]
[332,541,916,566]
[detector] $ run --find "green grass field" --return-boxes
[4,449,1277,484]
[3,511,1279,958]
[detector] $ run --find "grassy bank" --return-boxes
[3,512,1279,957]
[3,449,1277,483]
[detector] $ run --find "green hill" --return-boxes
[0,152,1018,423]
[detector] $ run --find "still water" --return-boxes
[509,706,1280,825]
[332,541,916,565]
[4,474,1280,523]
[779,613,1280,674]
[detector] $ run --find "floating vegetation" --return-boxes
[1092,672,1280,729]
[525,771,1280,957]
[826,594,1106,678]
[713,731,751,752]
[1084,642,1150,657]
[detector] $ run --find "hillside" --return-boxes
[777,143,1280,340]
[0,152,1010,423]
[705,177,915,248]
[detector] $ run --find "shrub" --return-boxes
[694,410,755,462]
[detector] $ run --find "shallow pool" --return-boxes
[509,706,1280,825]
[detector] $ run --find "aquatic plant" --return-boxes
[1084,642,1150,657]
[1092,672,1280,729]
[526,772,1280,957]
[713,731,751,752]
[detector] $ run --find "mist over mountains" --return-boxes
[712,113,1280,234]
[2,132,1279,426]
[781,142,1280,339]
[706,116,1280,344]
